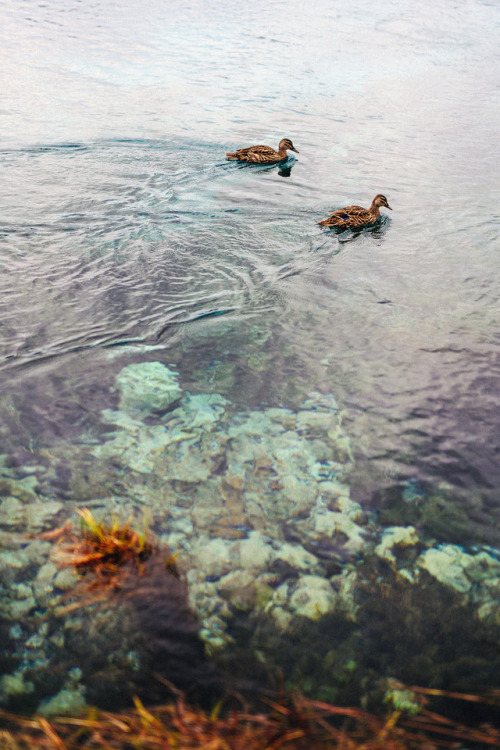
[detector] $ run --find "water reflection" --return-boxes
[326,215,392,243]
[231,158,297,175]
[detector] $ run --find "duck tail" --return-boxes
[318,218,331,227]
[226,152,238,159]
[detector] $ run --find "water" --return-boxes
[1,0,500,718]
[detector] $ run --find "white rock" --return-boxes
[268,582,289,608]
[276,543,319,571]
[375,526,419,563]
[195,538,233,579]
[417,545,474,593]
[0,671,34,697]
[179,394,227,428]
[272,607,293,630]
[115,362,182,415]
[13,582,32,599]
[38,687,86,717]
[0,550,30,572]
[0,497,24,526]
[289,575,337,620]
[312,511,365,552]
[236,532,273,570]
[8,595,37,619]
[53,568,79,591]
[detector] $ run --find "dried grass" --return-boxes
[1,687,499,750]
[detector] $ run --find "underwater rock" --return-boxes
[383,679,421,714]
[309,503,366,553]
[94,393,227,483]
[0,550,31,585]
[32,560,59,608]
[331,569,359,620]
[236,532,273,570]
[54,548,222,709]
[0,382,363,707]
[7,590,36,620]
[94,417,175,473]
[26,501,64,532]
[53,567,79,592]
[375,526,419,563]
[179,393,227,428]
[0,498,24,528]
[194,537,234,580]
[115,361,183,415]
[217,570,259,612]
[417,544,476,593]
[38,685,87,717]
[288,575,338,620]
[0,473,40,504]
[416,544,500,625]
[0,497,63,533]
[275,543,320,572]
[271,606,293,630]
[0,670,34,700]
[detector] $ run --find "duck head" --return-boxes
[373,194,392,210]
[279,138,299,153]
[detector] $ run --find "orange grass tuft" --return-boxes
[48,508,178,612]
[53,508,154,574]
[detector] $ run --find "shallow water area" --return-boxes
[1,0,500,724]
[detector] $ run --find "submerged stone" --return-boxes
[236,532,273,570]
[417,545,475,593]
[38,686,87,717]
[115,362,182,415]
[275,543,320,571]
[0,670,34,699]
[375,526,419,563]
[179,393,227,428]
[289,575,337,620]
[383,679,421,714]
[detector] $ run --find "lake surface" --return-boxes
[1,0,500,720]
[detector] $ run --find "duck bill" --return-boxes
[386,204,392,210]
[291,147,299,153]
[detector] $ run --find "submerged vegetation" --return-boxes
[30,510,215,712]
[1,686,500,749]
[46,508,176,611]
[4,512,491,748]
[56,508,155,568]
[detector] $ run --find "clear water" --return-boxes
[1,0,500,715]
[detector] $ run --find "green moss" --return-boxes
[374,484,492,546]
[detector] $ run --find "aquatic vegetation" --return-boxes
[31,509,219,713]
[53,508,158,586]
[372,482,495,547]
[3,365,500,718]
[1,685,500,749]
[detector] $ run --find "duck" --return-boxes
[318,194,392,230]
[226,138,299,164]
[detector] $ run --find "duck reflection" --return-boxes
[335,214,392,244]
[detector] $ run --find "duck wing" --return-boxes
[332,205,366,217]
[226,144,280,162]
[241,145,275,155]
[318,205,370,228]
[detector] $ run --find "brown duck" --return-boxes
[226,138,299,164]
[318,194,392,230]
